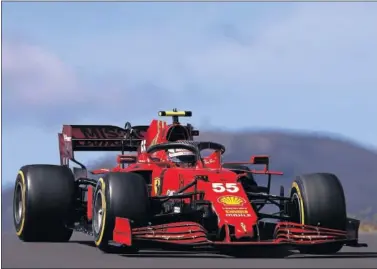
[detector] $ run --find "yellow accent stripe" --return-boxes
[94,178,107,246]
[16,171,26,236]
[292,182,305,224]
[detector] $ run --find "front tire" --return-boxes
[92,172,150,252]
[290,173,347,254]
[13,165,75,242]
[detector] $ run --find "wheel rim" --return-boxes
[291,193,302,224]
[14,182,23,224]
[93,190,104,234]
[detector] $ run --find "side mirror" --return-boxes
[250,155,269,165]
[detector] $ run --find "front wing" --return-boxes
[112,217,367,249]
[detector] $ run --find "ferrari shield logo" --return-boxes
[154,177,161,195]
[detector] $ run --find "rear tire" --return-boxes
[92,172,150,253]
[13,165,75,242]
[290,173,347,254]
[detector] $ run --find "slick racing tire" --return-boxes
[13,165,75,242]
[290,173,347,254]
[92,172,150,253]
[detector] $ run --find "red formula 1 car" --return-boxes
[13,109,367,256]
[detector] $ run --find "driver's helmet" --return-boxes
[167,148,196,167]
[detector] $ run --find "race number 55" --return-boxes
[212,183,239,193]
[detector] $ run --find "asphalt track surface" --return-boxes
[2,232,377,268]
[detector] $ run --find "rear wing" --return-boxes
[59,124,148,166]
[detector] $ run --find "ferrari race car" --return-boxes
[13,109,367,256]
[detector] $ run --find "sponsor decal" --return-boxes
[204,158,215,164]
[80,126,125,139]
[224,209,249,214]
[223,206,251,217]
[63,134,72,142]
[218,195,246,206]
[154,177,161,195]
[225,213,251,217]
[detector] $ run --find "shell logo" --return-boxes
[218,195,246,206]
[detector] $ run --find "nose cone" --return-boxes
[203,179,258,240]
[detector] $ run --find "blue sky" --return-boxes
[2,2,377,187]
